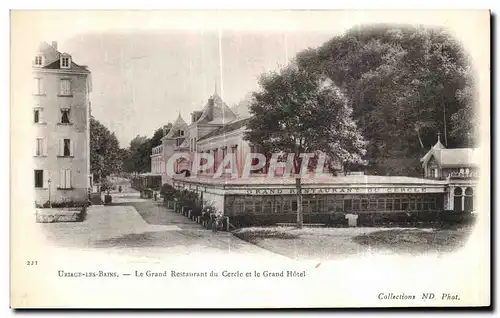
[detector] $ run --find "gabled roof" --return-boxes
[196,92,238,125]
[420,138,446,164]
[198,118,250,142]
[421,136,479,168]
[433,148,480,168]
[164,114,188,139]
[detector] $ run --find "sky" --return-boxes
[18,10,485,148]
[61,30,334,147]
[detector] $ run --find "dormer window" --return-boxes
[34,55,43,66]
[61,55,71,69]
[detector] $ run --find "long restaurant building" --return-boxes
[151,91,480,224]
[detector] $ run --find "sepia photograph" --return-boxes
[10,9,491,308]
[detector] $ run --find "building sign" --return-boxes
[239,186,446,195]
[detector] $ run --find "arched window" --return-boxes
[465,187,473,196]
[459,168,465,175]
[454,187,463,212]
[464,187,474,212]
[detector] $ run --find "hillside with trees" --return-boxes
[294,24,477,176]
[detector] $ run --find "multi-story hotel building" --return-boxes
[152,90,480,224]
[32,41,92,205]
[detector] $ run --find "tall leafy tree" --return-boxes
[245,65,366,228]
[296,24,475,175]
[90,117,122,181]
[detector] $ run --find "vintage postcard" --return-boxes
[10,10,490,308]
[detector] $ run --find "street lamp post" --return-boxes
[47,179,52,208]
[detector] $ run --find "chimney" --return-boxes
[207,97,214,122]
[51,41,58,50]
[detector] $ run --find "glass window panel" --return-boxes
[394,199,401,210]
[386,199,393,210]
[344,199,352,211]
[353,199,360,210]
[378,199,385,210]
[361,199,369,210]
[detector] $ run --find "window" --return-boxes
[386,199,393,210]
[61,56,70,68]
[34,170,43,188]
[274,199,282,214]
[434,169,438,178]
[263,200,272,214]
[361,199,369,210]
[60,109,70,123]
[282,200,291,213]
[352,199,360,211]
[59,79,71,96]
[409,199,416,210]
[394,199,401,211]
[344,199,352,211]
[34,109,40,123]
[35,138,45,156]
[33,78,42,95]
[64,139,70,156]
[335,200,343,212]
[59,139,73,157]
[401,199,409,211]
[176,138,182,147]
[34,55,43,66]
[377,198,385,210]
[416,200,422,210]
[59,169,72,189]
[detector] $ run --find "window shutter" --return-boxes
[59,170,65,189]
[42,138,47,156]
[39,108,44,123]
[43,170,49,189]
[59,139,64,156]
[66,170,72,188]
[70,140,74,157]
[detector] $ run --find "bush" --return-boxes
[160,184,179,201]
[177,190,199,210]
[142,188,154,199]
[36,200,91,209]
[100,179,114,193]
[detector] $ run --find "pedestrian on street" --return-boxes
[211,213,217,233]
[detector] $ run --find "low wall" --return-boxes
[35,207,87,223]
[34,188,88,207]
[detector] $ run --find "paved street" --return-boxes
[36,190,288,263]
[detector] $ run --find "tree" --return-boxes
[244,65,366,228]
[151,124,171,148]
[296,25,475,175]
[123,125,172,174]
[122,135,151,174]
[90,117,122,181]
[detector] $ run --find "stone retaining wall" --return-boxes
[35,207,87,223]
